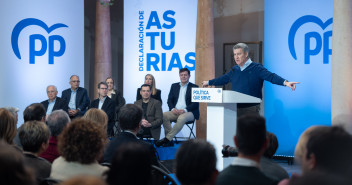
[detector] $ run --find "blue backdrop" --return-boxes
[264,0,333,156]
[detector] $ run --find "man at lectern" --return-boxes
[202,43,299,116]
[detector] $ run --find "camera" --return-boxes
[222,145,238,157]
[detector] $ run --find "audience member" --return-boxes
[134,84,163,140]
[136,74,162,103]
[90,82,116,137]
[156,68,199,147]
[106,143,153,185]
[5,106,19,125]
[0,140,35,185]
[103,104,158,165]
[59,175,107,185]
[176,139,218,185]
[106,77,126,119]
[41,85,69,115]
[216,115,277,185]
[83,108,108,132]
[19,121,51,184]
[14,103,47,148]
[0,108,17,145]
[40,110,70,163]
[288,171,351,185]
[61,75,90,119]
[303,126,352,176]
[260,132,289,181]
[50,119,108,181]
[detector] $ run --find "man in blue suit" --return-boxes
[61,75,90,119]
[155,68,199,147]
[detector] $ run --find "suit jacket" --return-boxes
[110,90,125,118]
[61,87,90,116]
[216,165,278,185]
[103,132,158,165]
[41,97,69,113]
[136,88,162,104]
[134,98,163,140]
[167,82,199,120]
[89,97,116,125]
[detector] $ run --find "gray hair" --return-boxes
[46,110,70,136]
[5,107,19,118]
[233,43,250,54]
[46,85,58,92]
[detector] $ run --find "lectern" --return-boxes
[192,88,261,170]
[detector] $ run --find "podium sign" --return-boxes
[192,88,223,103]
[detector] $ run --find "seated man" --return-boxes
[156,68,199,147]
[176,139,218,185]
[103,104,158,165]
[40,110,71,163]
[19,121,51,185]
[62,75,90,119]
[216,115,277,185]
[89,82,116,137]
[260,132,289,182]
[41,85,69,115]
[134,84,163,140]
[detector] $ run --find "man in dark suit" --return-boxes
[134,84,163,140]
[155,68,199,147]
[216,115,277,185]
[103,104,158,165]
[90,82,116,137]
[61,75,90,119]
[41,85,68,115]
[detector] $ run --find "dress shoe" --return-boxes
[155,138,172,147]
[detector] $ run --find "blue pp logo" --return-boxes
[11,18,68,64]
[288,15,332,64]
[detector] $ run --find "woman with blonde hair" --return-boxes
[136,74,162,103]
[83,108,108,132]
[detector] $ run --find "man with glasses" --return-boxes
[41,85,68,115]
[89,82,116,137]
[62,75,90,119]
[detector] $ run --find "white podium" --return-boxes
[192,88,261,170]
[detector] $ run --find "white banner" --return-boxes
[124,0,198,138]
[0,0,84,125]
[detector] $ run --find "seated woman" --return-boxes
[136,74,162,103]
[50,118,108,181]
[105,77,126,119]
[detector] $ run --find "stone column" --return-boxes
[195,0,215,139]
[331,0,352,133]
[94,0,112,98]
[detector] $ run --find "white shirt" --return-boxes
[46,98,56,115]
[175,82,189,111]
[232,157,260,168]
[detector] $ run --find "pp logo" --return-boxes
[11,18,68,64]
[288,15,332,64]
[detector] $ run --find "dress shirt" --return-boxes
[232,157,260,168]
[98,97,107,109]
[46,98,56,115]
[175,82,189,111]
[68,89,77,110]
[239,58,253,71]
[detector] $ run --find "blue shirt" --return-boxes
[98,97,107,109]
[46,98,56,115]
[68,88,77,110]
[239,59,253,71]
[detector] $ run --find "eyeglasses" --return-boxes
[47,91,56,94]
[100,88,108,90]
[71,80,80,83]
